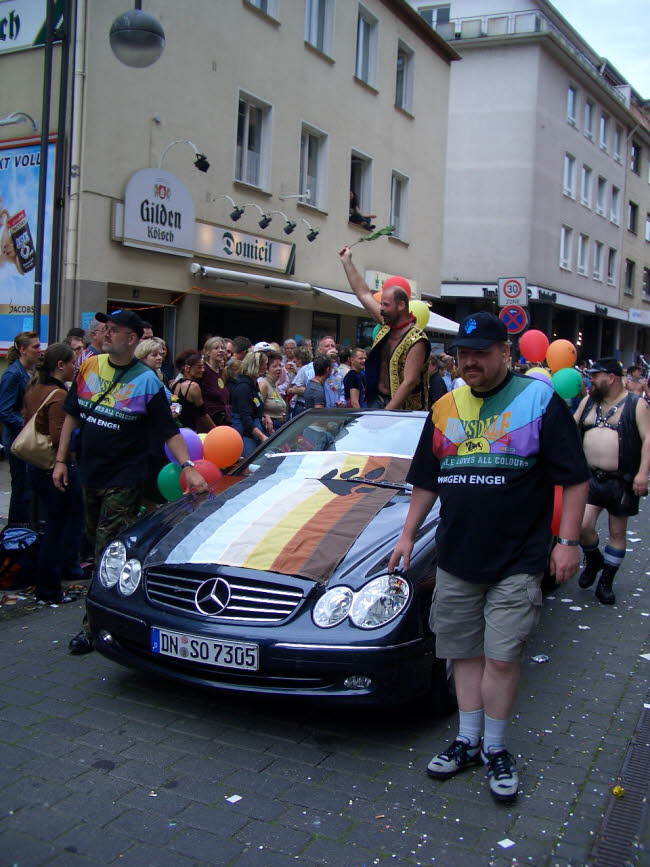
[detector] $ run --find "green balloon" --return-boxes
[551,367,582,399]
[371,324,381,340]
[157,462,183,501]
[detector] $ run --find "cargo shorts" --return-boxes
[430,568,543,663]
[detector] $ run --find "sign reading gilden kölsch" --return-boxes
[123,169,196,257]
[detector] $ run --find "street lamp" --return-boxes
[110,2,165,68]
[159,140,210,172]
[0,112,38,130]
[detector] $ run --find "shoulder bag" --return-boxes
[10,390,58,470]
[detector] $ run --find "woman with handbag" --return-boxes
[22,343,83,604]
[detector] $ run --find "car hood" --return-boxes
[144,452,413,585]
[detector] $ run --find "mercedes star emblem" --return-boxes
[195,577,231,616]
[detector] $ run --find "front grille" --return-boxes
[145,567,305,623]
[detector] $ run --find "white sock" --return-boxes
[457,709,483,748]
[483,714,508,754]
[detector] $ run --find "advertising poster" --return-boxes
[0,140,54,350]
[0,0,64,55]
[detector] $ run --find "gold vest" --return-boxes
[370,324,429,410]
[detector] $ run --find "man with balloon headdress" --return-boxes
[339,245,429,410]
[574,358,650,605]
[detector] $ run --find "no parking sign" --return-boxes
[498,277,528,307]
[499,305,528,335]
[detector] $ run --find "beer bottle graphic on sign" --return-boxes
[7,211,36,274]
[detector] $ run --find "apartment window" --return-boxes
[418,4,452,38]
[246,0,277,16]
[646,212,650,242]
[613,125,622,161]
[305,0,334,55]
[631,140,641,174]
[395,41,414,112]
[390,171,409,240]
[355,6,378,86]
[560,225,573,270]
[583,100,593,138]
[593,241,603,280]
[599,113,609,150]
[596,176,607,215]
[350,151,372,219]
[607,247,617,285]
[610,185,620,225]
[566,85,577,125]
[628,201,638,234]
[577,234,589,275]
[580,165,592,206]
[235,94,271,188]
[624,259,635,296]
[563,153,576,197]
[643,267,650,300]
[299,125,327,208]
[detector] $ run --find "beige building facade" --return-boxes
[0,0,458,357]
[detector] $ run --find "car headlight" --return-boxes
[119,559,142,596]
[349,574,410,629]
[313,586,353,628]
[99,541,126,588]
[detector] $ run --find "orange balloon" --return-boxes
[546,339,576,372]
[203,427,244,468]
[373,291,382,303]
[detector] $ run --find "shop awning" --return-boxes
[313,286,459,334]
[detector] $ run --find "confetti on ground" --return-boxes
[560,598,573,603]
[611,786,625,797]
[226,795,242,803]
[531,654,550,664]
[628,538,642,542]
[578,625,591,630]
[498,839,515,849]
[147,791,158,798]
[644,703,650,709]
[640,653,650,662]
[375,815,385,819]
[569,606,583,611]
[641,613,650,617]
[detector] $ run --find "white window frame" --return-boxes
[560,225,573,270]
[613,125,623,162]
[607,247,617,285]
[643,267,650,300]
[580,165,592,207]
[610,185,620,225]
[624,258,635,296]
[583,100,593,139]
[235,92,272,189]
[355,5,378,87]
[631,140,641,175]
[299,123,328,209]
[418,4,451,32]
[304,0,334,56]
[645,212,650,243]
[563,153,576,198]
[599,113,609,151]
[593,241,603,280]
[395,40,414,113]
[245,0,278,18]
[628,200,638,234]
[596,175,607,216]
[350,149,373,217]
[390,170,409,240]
[577,234,589,275]
[566,85,577,125]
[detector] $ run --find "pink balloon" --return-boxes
[519,330,549,363]
[164,427,203,464]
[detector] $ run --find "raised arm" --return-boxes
[338,245,382,323]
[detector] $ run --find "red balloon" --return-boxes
[382,275,412,299]
[550,485,562,536]
[519,330,549,363]
[203,426,244,468]
[180,459,222,492]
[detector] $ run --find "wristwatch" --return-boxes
[181,460,195,469]
[556,538,580,546]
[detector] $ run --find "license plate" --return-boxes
[150,627,258,671]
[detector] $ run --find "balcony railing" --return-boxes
[433,10,627,106]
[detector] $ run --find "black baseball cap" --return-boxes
[586,357,624,376]
[95,310,145,339]
[452,311,508,349]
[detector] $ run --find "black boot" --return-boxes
[595,565,617,605]
[578,547,604,588]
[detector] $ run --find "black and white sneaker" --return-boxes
[482,749,519,802]
[427,739,481,779]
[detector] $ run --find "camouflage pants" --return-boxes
[83,486,142,562]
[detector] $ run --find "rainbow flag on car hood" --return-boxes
[145,452,410,583]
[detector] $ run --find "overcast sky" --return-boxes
[552,0,650,97]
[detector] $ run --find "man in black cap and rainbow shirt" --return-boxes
[389,311,589,803]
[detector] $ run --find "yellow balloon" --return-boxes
[198,433,207,443]
[409,299,429,330]
[526,366,551,381]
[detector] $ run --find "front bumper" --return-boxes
[86,596,435,705]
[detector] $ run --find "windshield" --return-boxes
[245,410,427,475]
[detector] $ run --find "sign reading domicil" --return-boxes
[0,0,63,55]
[194,224,295,274]
[122,168,195,257]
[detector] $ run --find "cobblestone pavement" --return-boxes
[1,459,649,866]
